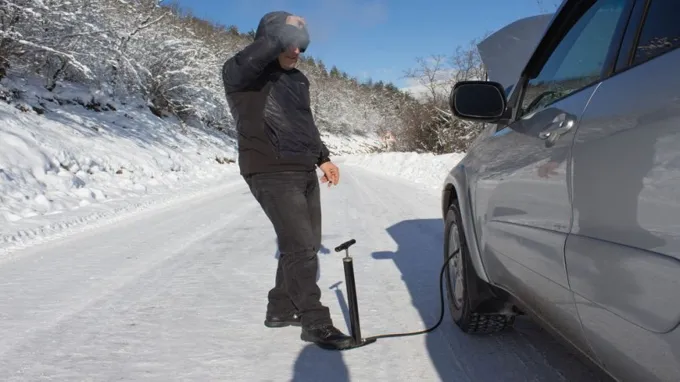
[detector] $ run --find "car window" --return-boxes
[520,0,628,116]
[633,0,680,65]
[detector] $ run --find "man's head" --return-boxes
[256,11,310,70]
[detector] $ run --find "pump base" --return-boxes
[348,337,377,349]
[316,337,377,351]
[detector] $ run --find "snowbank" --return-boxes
[0,76,242,228]
[320,131,382,156]
[339,151,466,189]
[0,75,383,248]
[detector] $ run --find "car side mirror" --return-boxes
[449,81,510,123]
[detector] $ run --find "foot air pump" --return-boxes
[332,238,460,350]
[334,239,377,349]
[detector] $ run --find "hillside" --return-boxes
[0,0,484,239]
[0,0,415,143]
[0,0,404,228]
[1,0,492,152]
[0,72,383,242]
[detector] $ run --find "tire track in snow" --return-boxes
[0,181,258,375]
[0,197,292,381]
[0,168,612,381]
[0,179,245,261]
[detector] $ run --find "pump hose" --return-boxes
[364,248,460,341]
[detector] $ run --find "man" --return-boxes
[221,11,353,350]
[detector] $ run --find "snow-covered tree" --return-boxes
[0,0,474,154]
[395,37,489,154]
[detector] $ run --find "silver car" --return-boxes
[441,1,680,381]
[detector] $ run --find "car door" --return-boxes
[564,1,680,380]
[470,0,634,359]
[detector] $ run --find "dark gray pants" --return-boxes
[244,170,332,327]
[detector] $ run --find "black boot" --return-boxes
[264,312,301,328]
[301,324,354,350]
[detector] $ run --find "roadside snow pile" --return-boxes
[321,131,382,155]
[0,75,241,229]
[0,75,384,247]
[340,151,466,189]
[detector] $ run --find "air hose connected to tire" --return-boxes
[363,248,460,341]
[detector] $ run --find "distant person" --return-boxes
[221,11,351,350]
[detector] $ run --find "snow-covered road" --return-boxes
[0,165,612,381]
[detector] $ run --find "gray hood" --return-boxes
[254,11,310,53]
[255,11,291,40]
[477,13,554,91]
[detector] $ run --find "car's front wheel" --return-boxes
[444,203,515,334]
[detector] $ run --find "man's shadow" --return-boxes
[277,239,349,382]
[291,343,349,382]
[290,281,350,381]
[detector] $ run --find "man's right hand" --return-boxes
[319,161,340,187]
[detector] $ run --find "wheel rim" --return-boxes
[447,222,465,309]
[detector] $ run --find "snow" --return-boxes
[0,76,609,381]
[339,151,467,189]
[0,77,234,247]
[0,75,380,249]
[320,132,383,156]
[0,165,610,381]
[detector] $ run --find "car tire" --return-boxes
[444,203,515,334]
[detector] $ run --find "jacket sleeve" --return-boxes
[222,37,282,93]
[318,141,331,166]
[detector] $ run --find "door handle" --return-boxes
[539,113,575,147]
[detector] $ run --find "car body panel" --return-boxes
[565,45,680,382]
[469,85,599,361]
[440,0,680,380]
[452,0,634,366]
[441,9,565,288]
[442,161,490,282]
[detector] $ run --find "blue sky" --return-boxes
[172,0,558,88]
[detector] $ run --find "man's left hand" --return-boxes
[319,161,340,187]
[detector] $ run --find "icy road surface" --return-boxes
[0,165,612,381]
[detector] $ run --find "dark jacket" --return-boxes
[221,11,331,176]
